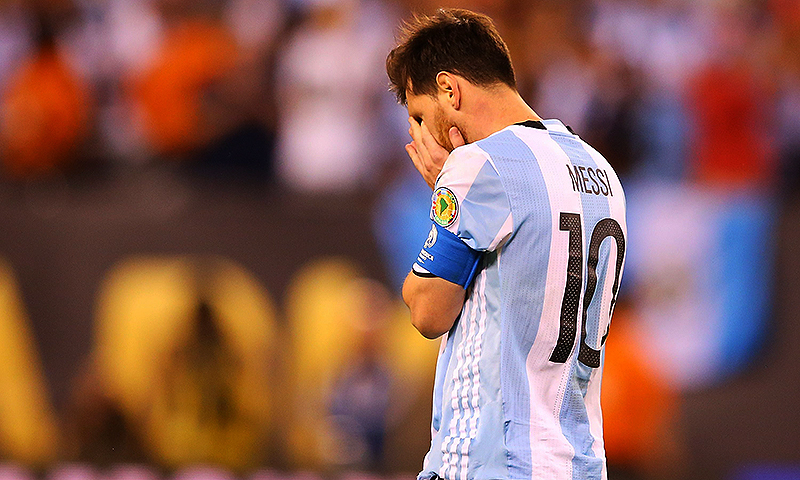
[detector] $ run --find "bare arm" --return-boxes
[402,271,466,339]
[402,117,469,338]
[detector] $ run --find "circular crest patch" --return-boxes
[424,224,438,248]
[431,187,458,227]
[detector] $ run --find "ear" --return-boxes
[435,71,461,110]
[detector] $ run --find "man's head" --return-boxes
[386,9,517,150]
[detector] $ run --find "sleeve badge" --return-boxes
[431,187,459,227]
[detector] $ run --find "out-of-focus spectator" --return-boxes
[770,0,800,192]
[127,0,284,180]
[274,0,397,193]
[284,260,388,469]
[189,47,281,181]
[189,0,287,182]
[519,2,595,132]
[64,0,165,164]
[587,0,711,181]
[0,13,90,180]
[103,0,164,78]
[131,2,237,157]
[582,55,642,178]
[689,63,774,187]
[284,259,437,472]
[224,0,286,55]
[328,291,393,469]
[688,4,776,188]
[590,0,710,92]
[602,302,683,480]
[0,2,33,90]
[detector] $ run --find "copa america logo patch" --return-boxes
[432,187,458,227]
[424,225,438,248]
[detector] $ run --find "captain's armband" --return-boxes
[412,224,482,288]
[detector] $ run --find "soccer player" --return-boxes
[386,9,627,480]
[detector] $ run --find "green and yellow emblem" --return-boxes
[432,187,458,227]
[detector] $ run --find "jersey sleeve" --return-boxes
[431,144,513,252]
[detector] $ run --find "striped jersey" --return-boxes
[420,119,627,480]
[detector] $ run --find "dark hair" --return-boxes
[386,8,516,105]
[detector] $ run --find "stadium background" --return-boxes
[0,0,798,479]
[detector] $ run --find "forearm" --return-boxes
[402,271,465,339]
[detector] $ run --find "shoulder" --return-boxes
[431,143,514,251]
[435,143,497,193]
[433,143,508,221]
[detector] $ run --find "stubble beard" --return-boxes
[433,102,456,153]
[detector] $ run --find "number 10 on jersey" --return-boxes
[549,212,625,368]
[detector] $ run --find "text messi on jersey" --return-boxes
[566,164,614,197]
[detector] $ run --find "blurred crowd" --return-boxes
[1,0,800,479]
[0,0,405,188]
[0,0,798,190]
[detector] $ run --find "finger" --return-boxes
[409,119,432,164]
[405,141,417,157]
[408,116,422,137]
[408,118,422,145]
[419,120,444,151]
[405,142,422,167]
[409,118,425,144]
[449,126,465,149]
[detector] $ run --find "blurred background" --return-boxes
[0,0,798,479]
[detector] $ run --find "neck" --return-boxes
[460,86,541,143]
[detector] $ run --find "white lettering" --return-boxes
[419,250,435,262]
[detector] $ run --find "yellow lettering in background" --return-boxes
[0,254,439,472]
[93,256,277,471]
[0,258,58,465]
[284,258,438,470]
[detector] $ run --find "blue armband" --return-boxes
[412,223,482,288]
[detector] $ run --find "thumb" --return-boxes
[449,126,466,149]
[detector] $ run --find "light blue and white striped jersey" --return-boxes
[420,119,627,480]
